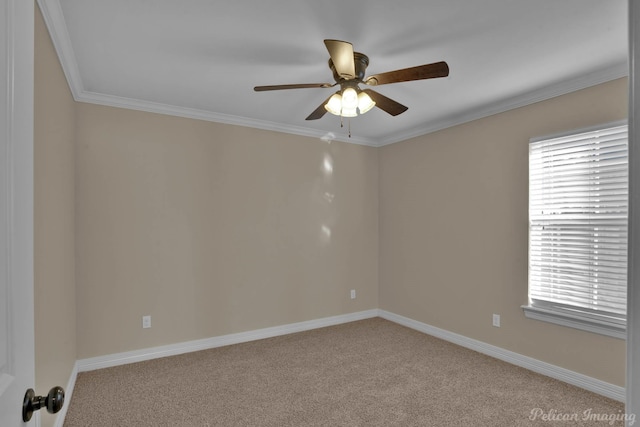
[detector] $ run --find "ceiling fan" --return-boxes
[254,39,449,121]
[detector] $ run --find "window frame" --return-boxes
[522,120,628,340]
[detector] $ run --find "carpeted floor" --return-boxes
[64,318,627,426]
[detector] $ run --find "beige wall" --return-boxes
[33,4,629,391]
[379,78,628,386]
[34,4,77,426]
[74,104,379,358]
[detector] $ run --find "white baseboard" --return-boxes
[378,310,625,402]
[71,308,623,407]
[77,309,379,372]
[52,361,78,427]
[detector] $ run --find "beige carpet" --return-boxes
[64,318,627,426]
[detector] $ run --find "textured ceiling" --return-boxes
[39,0,628,146]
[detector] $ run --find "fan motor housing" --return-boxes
[329,52,369,82]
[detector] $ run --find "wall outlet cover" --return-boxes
[492,314,500,327]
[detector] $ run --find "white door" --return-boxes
[0,0,36,425]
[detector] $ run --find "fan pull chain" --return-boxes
[338,116,351,138]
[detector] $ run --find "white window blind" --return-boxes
[526,123,628,336]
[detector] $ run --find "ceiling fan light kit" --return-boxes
[324,86,375,117]
[254,39,449,131]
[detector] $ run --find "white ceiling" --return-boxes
[39,0,628,146]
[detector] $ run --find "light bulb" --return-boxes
[341,87,358,110]
[357,91,376,114]
[324,93,342,116]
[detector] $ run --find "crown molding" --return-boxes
[70,67,629,148]
[37,0,84,99]
[37,0,628,148]
[375,61,629,146]
[74,90,375,146]
[35,0,378,146]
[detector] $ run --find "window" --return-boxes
[523,122,628,339]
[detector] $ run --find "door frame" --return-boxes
[0,0,35,425]
[629,1,640,424]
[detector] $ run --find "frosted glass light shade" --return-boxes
[341,87,358,109]
[324,93,342,116]
[357,92,375,114]
[341,106,357,117]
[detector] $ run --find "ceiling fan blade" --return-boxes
[364,61,449,86]
[254,83,334,91]
[324,39,356,79]
[306,94,334,120]
[362,89,408,116]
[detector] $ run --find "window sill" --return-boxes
[521,305,626,340]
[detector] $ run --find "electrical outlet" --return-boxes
[142,315,151,329]
[350,289,356,299]
[492,314,500,328]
